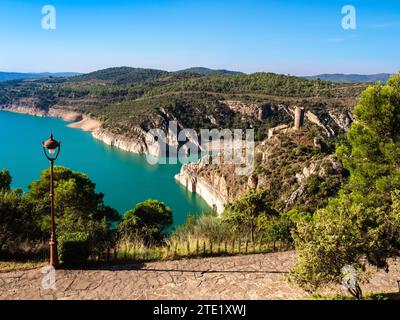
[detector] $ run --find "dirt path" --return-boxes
[1,252,399,300]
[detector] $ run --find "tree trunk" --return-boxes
[250,221,254,242]
[348,284,363,300]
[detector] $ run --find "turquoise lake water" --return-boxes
[0,111,210,227]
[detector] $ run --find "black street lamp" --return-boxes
[42,133,61,268]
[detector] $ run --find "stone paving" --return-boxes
[1,251,399,300]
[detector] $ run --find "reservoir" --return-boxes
[0,111,210,227]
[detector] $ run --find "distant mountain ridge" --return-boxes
[176,67,244,76]
[2,68,393,84]
[74,66,244,84]
[74,67,168,84]
[305,73,392,83]
[0,72,81,82]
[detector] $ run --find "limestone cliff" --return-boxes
[175,131,345,214]
[0,106,82,122]
[92,127,161,157]
[0,106,163,157]
[175,163,227,214]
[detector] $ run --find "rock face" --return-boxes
[175,159,229,214]
[175,131,345,214]
[0,105,47,117]
[305,111,335,137]
[294,154,342,184]
[286,154,343,207]
[48,109,83,122]
[220,100,270,120]
[328,109,354,132]
[92,127,161,157]
[268,124,290,138]
[1,106,82,122]
[0,106,165,157]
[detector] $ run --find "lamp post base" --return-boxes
[49,238,59,268]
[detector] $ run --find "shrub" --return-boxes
[58,232,90,266]
[119,199,173,245]
[172,212,232,243]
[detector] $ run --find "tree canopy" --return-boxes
[119,199,173,244]
[291,73,400,298]
[222,190,278,241]
[27,166,120,234]
[0,169,11,192]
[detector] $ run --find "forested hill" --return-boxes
[73,67,244,84]
[67,67,362,98]
[305,73,392,83]
[175,67,244,76]
[74,67,169,84]
[0,72,81,82]
[0,66,369,142]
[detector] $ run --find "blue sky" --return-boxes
[0,0,399,75]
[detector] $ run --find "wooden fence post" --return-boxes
[174,242,178,257]
[166,244,170,258]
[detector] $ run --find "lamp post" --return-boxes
[42,133,61,268]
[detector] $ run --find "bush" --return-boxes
[119,199,173,245]
[58,232,90,266]
[172,212,232,243]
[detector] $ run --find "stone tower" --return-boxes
[294,106,305,130]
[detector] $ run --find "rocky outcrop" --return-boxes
[220,100,271,120]
[176,130,345,214]
[286,154,343,207]
[268,124,290,138]
[328,109,353,132]
[48,108,83,122]
[1,106,82,122]
[0,106,164,157]
[0,105,47,117]
[305,111,335,137]
[175,156,237,214]
[175,168,227,214]
[92,127,161,157]
[295,154,342,184]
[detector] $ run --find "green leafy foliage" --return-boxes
[0,169,11,192]
[0,190,38,254]
[74,67,169,84]
[291,73,400,298]
[118,199,173,244]
[172,212,232,243]
[222,190,279,241]
[58,232,90,266]
[0,167,119,259]
[27,166,120,234]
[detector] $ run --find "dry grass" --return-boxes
[0,261,47,273]
[113,238,290,262]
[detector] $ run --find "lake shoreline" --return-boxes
[0,106,157,156]
[0,109,211,225]
[0,106,219,213]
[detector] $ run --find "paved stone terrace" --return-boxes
[1,252,399,300]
